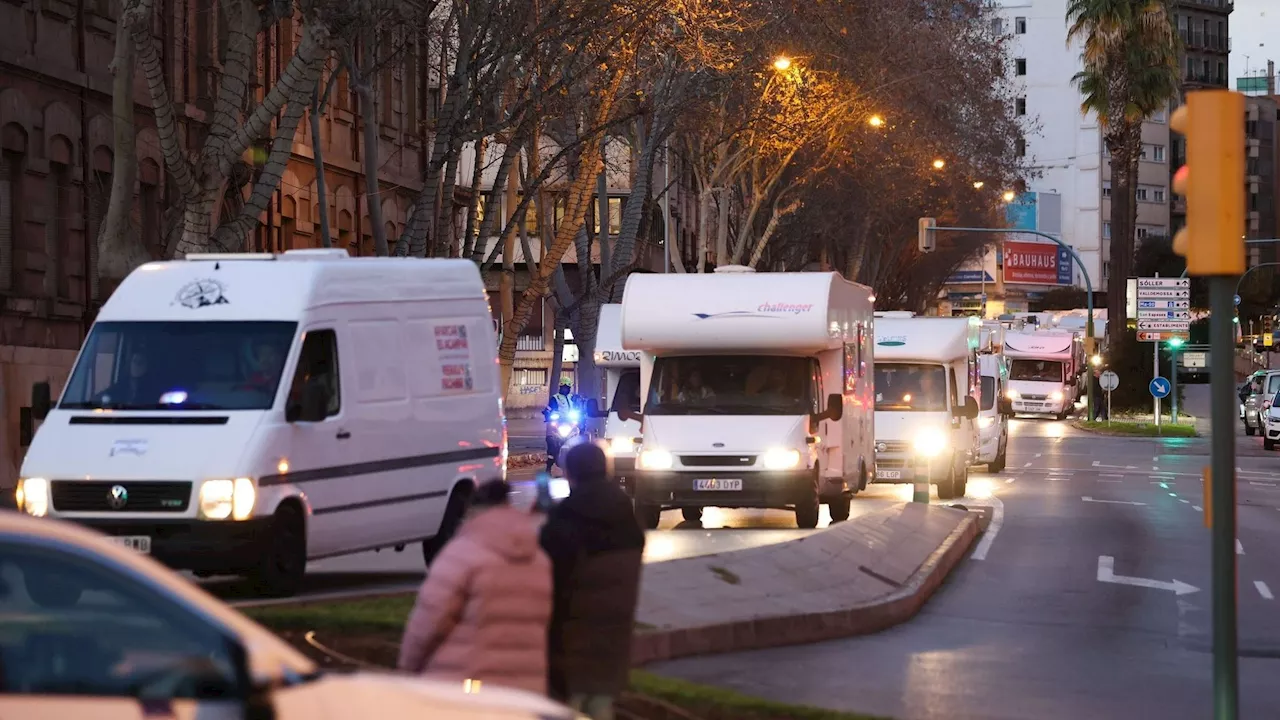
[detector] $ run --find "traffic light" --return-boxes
[1168,337,1185,350]
[1169,90,1246,275]
[918,217,936,253]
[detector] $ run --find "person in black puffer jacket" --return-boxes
[540,439,645,719]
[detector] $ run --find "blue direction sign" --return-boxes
[1150,377,1171,399]
[1235,294,1242,306]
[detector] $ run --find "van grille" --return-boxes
[679,455,756,468]
[875,441,910,454]
[51,481,191,513]
[1021,394,1048,401]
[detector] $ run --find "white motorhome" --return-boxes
[1003,330,1079,419]
[620,266,876,529]
[15,250,504,596]
[872,317,981,499]
[976,353,1012,471]
[591,304,643,488]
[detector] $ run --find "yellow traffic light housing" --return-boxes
[1170,90,1246,276]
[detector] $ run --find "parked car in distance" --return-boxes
[0,511,583,720]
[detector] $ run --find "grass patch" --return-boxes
[630,671,890,720]
[243,594,415,634]
[1076,420,1197,437]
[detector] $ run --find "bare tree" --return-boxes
[97,20,151,290]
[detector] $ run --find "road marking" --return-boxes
[1154,456,1160,462]
[970,495,1004,561]
[1035,453,1043,458]
[1082,496,1147,506]
[1193,505,1203,512]
[1005,477,1016,484]
[1097,555,1199,595]
[1179,499,1190,504]
[1100,473,1125,479]
[1023,462,1034,468]
[1237,539,1244,555]
[1257,581,1274,600]
[1098,479,1122,483]
[1250,481,1277,487]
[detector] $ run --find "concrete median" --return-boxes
[631,503,979,665]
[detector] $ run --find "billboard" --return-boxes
[1004,241,1072,285]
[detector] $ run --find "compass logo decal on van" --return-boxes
[877,337,907,347]
[175,279,230,309]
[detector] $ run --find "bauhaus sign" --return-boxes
[1003,240,1072,285]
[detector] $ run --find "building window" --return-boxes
[1015,16,1026,34]
[1154,188,1166,203]
[1152,145,1165,162]
[991,17,1003,34]
[513,368,548,387]
[1136,187,1149,201]
[1149,108,1166,123]
[1102,182,1112,198]
[1015,58,1027,76]
[1015,97,1026,116]
[1015,137,1026,157]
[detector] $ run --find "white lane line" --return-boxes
[1193,505,1204,512]
[1098,479,1122,483]
[1100,473,1125,479]
[1257,581,1274,600]
[970,495,1004,561]
[1250,481,1277,487]
[1237,539,1245,555]
[1005,477,1016,484]
[1093,460,1101,467]
[1035,453,1043,458]
[1154,456,1160,462]
[1082,496,1147,506]
[1023,462,1034,468]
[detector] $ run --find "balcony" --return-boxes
[1175,0,1233,13]
[1183,68,1228,87]
[1179,30,1229,53]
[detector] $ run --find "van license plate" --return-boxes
[111,536,151,553]
[876,469,903,480]
[694,478,742,491]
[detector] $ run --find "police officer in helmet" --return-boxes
[544,382,576,472]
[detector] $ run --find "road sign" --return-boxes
[1138,331,1190,342]
[1137,310,1192,320]
[1139,299,1190,310]
[1138,320,1193,332]
[1235,294,1242,306]
[1150,377,1171,398]
[1100,370,1119,391]
[1137,277,1190,289]
[1183,351,1207,368]
[1136,288,1191,300]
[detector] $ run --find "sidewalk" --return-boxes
[632,503,978,664]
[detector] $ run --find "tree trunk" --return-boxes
[436,151,461,257]
[467,135,521,262]
[461,137,487,260]
[747,198,802,268]
[548,312,567,401]
[1106,128,1139,350]
[98,22,150,292]
[608,122,658,284]
[311,71,336,249]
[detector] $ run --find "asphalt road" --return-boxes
[653,401,1280,720]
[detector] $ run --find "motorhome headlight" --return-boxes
[199,478,257,521]
[912,429,949,458]
[1050,391,1064,402]
[978,416,995,429]
[557,424,573,438]
[16,477,49,517]
[762,448,802,470]
[639,448,674,470]
[610,436,637,455]
[1005,388,1020,400]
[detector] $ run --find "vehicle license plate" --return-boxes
[876,469,903,480]
[693,478,742,491]
[111,536,152,553]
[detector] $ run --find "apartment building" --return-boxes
[1171,0,1234,232]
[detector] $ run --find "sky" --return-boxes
[1229,0,1280,86]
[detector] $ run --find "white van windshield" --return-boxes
[874,363,947,412]
[1010,359,1063,383]
[60,321,298,411]
[646,355,815,416]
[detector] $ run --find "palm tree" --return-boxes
[1067,0,1181,349]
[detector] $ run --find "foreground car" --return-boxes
[0,511,582,720]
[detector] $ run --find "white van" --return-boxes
[621,266,875,529]
[591,304,642,489]
[15,250,504,596]
[872,317,980,500]
[1003,330,1079,419]
[975,353,1012,472]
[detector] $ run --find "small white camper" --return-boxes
[1003,330,1079,419]
[591,304,643,488]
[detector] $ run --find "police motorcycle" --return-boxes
[544,394,588,470]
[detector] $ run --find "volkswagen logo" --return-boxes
[876,442,887,453]
[108,485,128,510]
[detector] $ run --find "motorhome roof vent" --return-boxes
[280,249,350,260]
[185,253,275,262]
[713,265,755,274]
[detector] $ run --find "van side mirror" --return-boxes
[813,393,843,424]
[617,405,642,423]
[998,397,1014,416]
[954,396,979,420]
[586,398,605,418]
[31,382,51,421]
[286,381,329,423]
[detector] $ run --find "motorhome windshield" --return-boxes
[60,321,298,411]
[611,369,641,414]
[980,376,996,411]
[874,363,947,412]
[646,355,816,416]
[1010,359,1063,383]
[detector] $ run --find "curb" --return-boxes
[630,510,980,665]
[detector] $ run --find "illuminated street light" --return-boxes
[868,115,885,128]
[932,159,946,170]
[973,181,985,189]
[772,56,792,71]
[1002,190,1017,202]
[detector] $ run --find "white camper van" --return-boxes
[15,250,505,596]
[872,317,981,499]
[976,353,1012,471]
[620,267,876,529]
[592,304,643,488]
[1003,330,1079,419]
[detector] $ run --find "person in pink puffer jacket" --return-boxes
[397,480,552,695]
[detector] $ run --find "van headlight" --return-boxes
[1050,391,1064,402]
[639,448,673,470]
[610,436,636,455]
[978,416,995,429]
[912,429,949,458]
[199,478,257,521]
[762,448,802,470]
[1006,389,1019,400]
[16,477,49,517]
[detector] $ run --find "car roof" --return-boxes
[0,511,316,676]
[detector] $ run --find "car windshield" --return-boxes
[980,375,996,411]
[1010,359,1063,383]
[611,369,641,415]
[60,321,298,411]
[874,363,948,412]
[646,355,815,416]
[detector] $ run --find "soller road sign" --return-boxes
[1150,377,1171,399]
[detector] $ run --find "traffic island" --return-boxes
[1072,418,1199,437]
[631,503,978,665]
